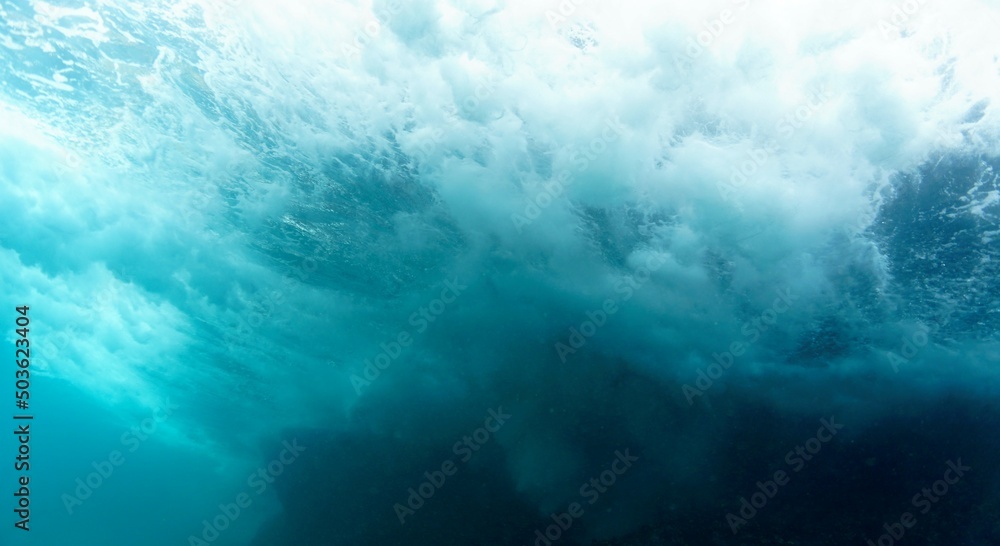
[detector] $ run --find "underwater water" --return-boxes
[1,0,999,544]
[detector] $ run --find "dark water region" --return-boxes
[245,154,1000,545]
[252,390,1000,545]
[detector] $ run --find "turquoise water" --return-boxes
[1,1,999,545]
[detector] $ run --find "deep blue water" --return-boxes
[1,1,999,545]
